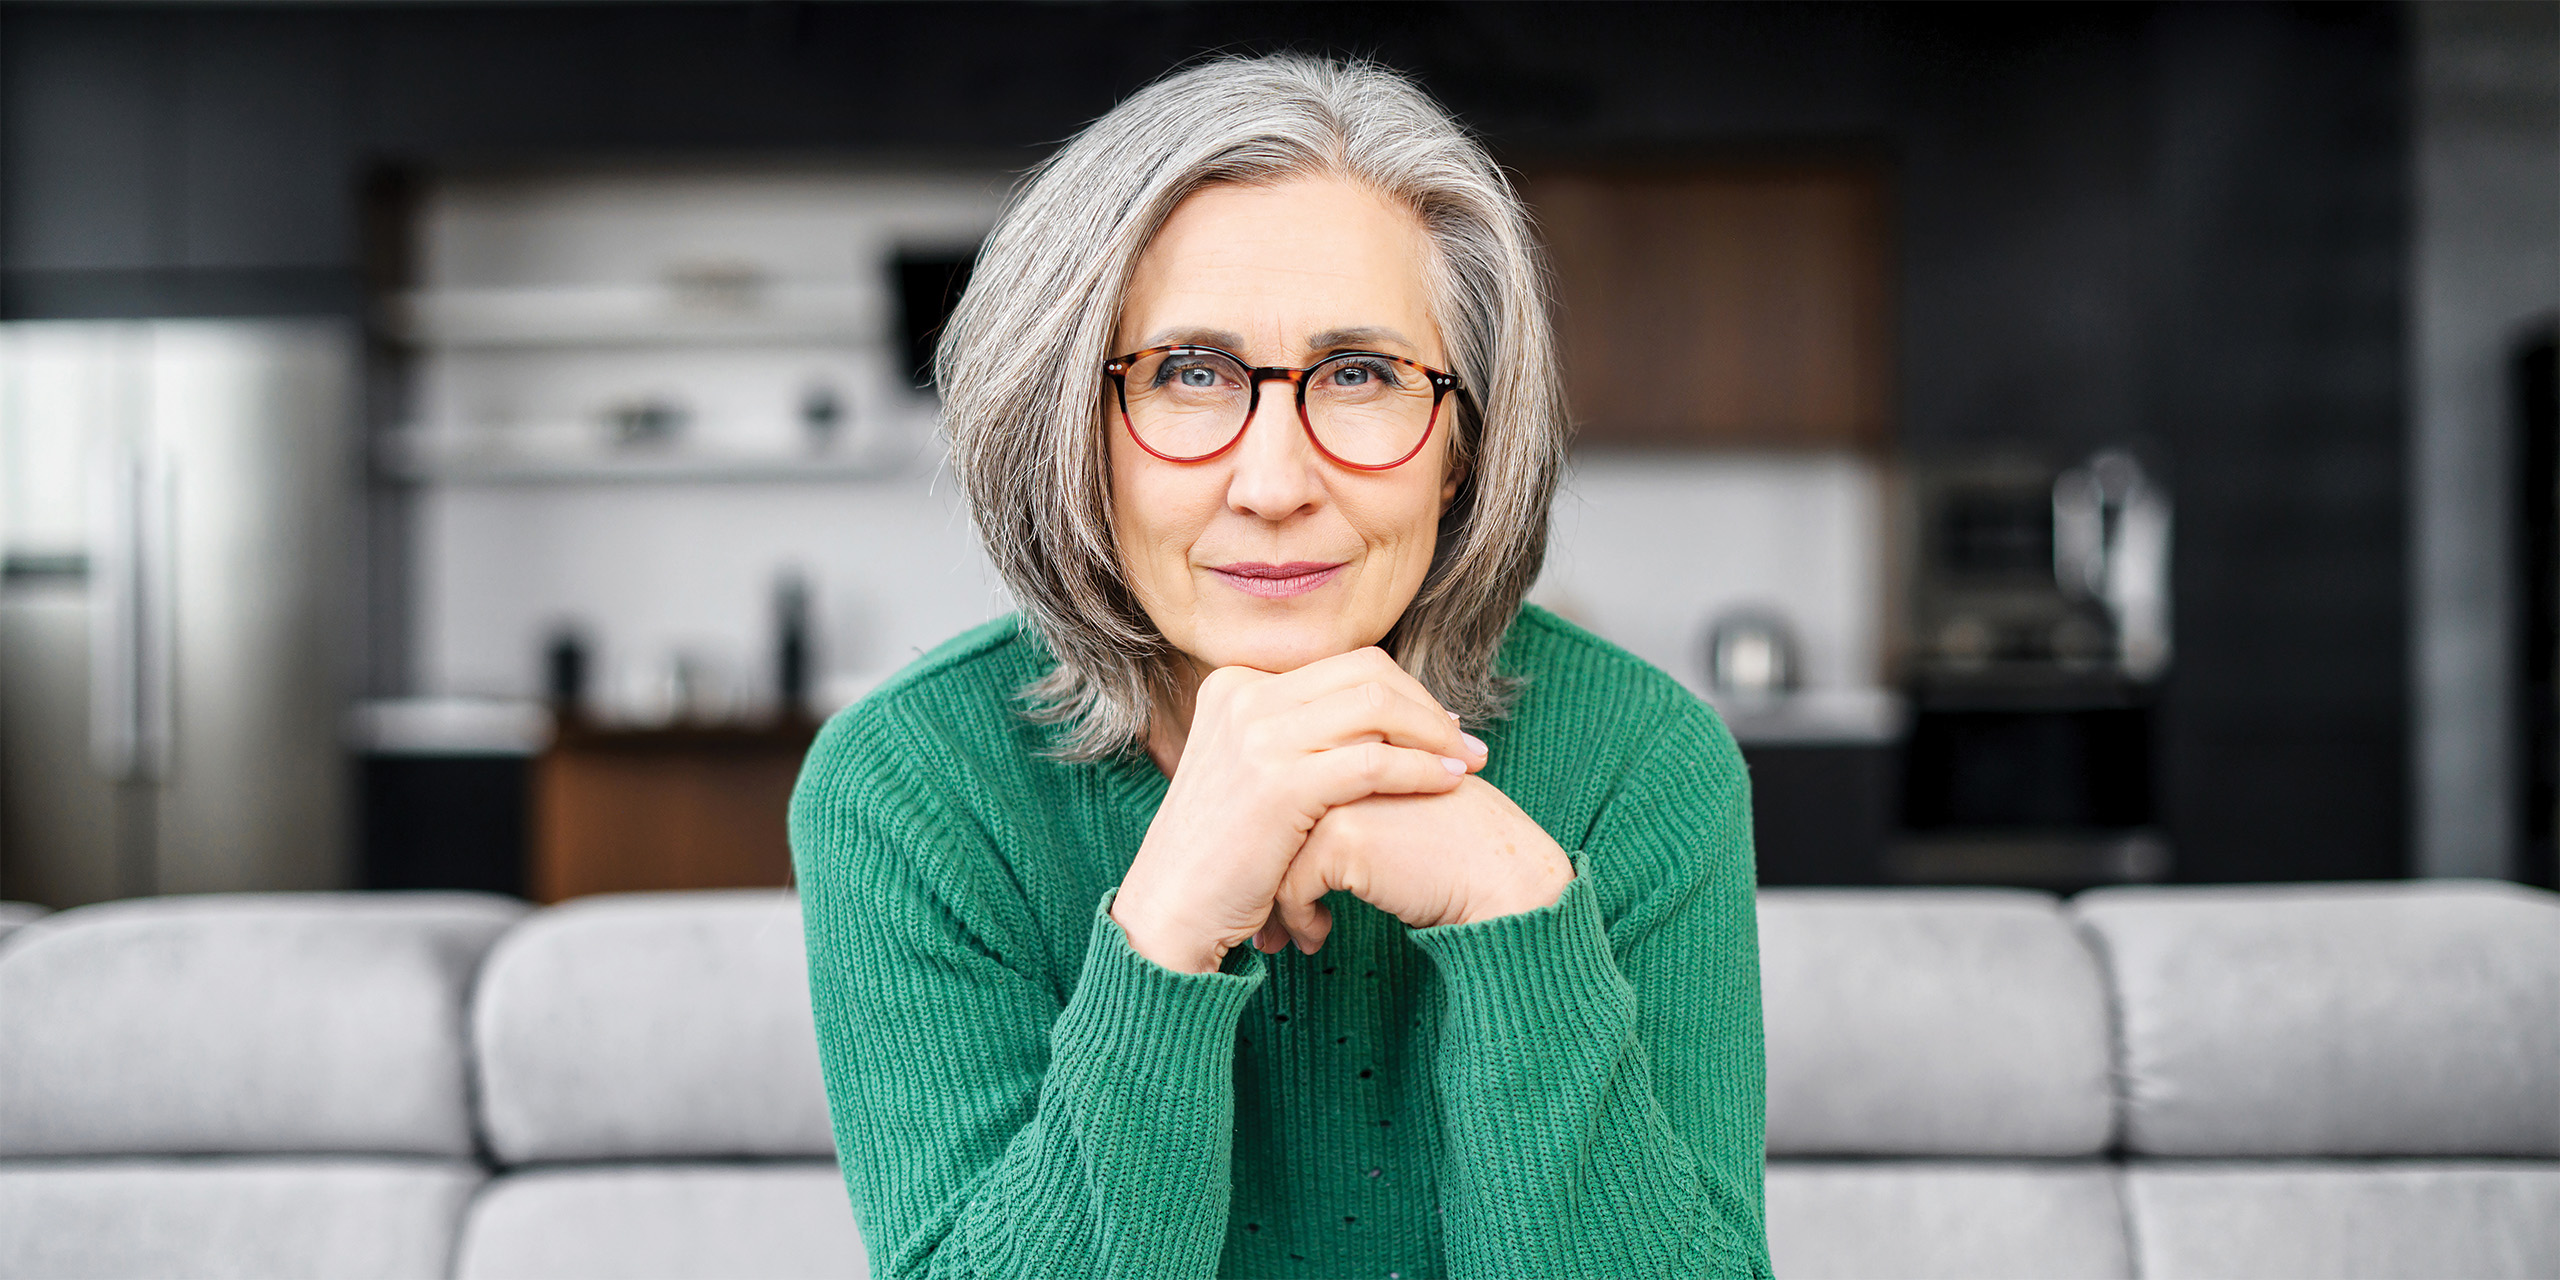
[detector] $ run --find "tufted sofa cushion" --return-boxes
[0,1158,483,1280]
[2123,1162,2560,1279]
[0,893,523,1158]
[452,1163,865,1279]
[2074,881,2560,1158]
[1758,888,2115,1156]
[471,889,834,1163]
[1766,1162,2132,1279]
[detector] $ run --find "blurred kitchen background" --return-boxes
[0,1,2551,908]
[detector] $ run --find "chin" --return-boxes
[1200,623,1371,675]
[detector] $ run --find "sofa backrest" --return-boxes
[4,879,2556,1279]
[1758,888,2115,1157]
[2075,880,2560,1158]
[471,889,834,1164]
[0,892,524,1158]
[0,902,44,949]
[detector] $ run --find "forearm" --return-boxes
[1409,871,1771,1280]
[819,893,1265,1280]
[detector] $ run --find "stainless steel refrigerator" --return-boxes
[0,320,354,907]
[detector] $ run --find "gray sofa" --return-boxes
[0,880,2553,1279]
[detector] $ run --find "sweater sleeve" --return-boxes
[1406,697,1772,1279]
[791,716,1265,1280]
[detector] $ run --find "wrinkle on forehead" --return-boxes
[1130,325,1426,361]
[1116,174,1445,368]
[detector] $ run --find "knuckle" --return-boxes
[1279,865,1317,900]
[1324,806,1364,841]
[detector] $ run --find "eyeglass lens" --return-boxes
[1119,349,1439,467]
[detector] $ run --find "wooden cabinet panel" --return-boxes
[1524,166,1892,450]
[529,723,813,903]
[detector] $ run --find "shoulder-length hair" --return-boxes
[938,53,1568,760]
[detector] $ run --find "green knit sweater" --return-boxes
[790,605,1770,1279]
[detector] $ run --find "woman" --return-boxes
[792,54,1769,1280]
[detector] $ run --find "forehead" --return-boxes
[1120,175,1438,358]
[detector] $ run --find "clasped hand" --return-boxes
[1109,647,1575,975]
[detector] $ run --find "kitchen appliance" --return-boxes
[1894,450,2173,888]
[2522,324,2558,890]
[0,321,354,906]
[1702,608,1802,699]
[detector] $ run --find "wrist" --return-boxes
[1109,891,1221,974]
[1456,852,1575,926]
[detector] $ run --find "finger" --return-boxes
[1280,891,1333,954]
[1279,681,1482,761]
[1297,740,1468,813]
[1274,854,1337,954]
[1263,646,1451,718]
[1189,663,1274,723]
[1253,905,1289,954]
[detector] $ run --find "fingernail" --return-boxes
[1448,710,1462,721]
[1440,756,1466,774]
[1462,733,1487,757]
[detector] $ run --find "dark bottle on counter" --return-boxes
[801,383,844,453]
[775,572,813,721]
[545,626,590,723]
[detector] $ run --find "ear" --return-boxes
[1439,456,1469,509]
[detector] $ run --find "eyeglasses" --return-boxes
[1102,344,1467,470]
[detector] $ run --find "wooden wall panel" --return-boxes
[1525,166,1892,450]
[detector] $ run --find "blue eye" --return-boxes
[1150,359,1224,390]
[1324,357,1403,390]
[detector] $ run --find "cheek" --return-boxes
[1105,435,1147,549]
[1349,462,1454,570]
[1107,434,1210,582]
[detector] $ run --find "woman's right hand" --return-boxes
[1109,647,1486,974]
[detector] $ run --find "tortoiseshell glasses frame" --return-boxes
[1101,344,1469,471]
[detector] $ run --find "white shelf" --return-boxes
[382,283,883,349]
[377,424,928,485]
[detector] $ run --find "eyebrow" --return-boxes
[1142,326,1250,352]
[1135,325,1420,359]
[1305,326,1415,354]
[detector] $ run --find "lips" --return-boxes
[1209,561,1345,599]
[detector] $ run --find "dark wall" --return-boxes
[2143,7,2409,881]
[0,0,2408,880]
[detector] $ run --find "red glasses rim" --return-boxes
[1101,343,1464,471]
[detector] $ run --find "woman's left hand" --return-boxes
[1263,774,1575,954]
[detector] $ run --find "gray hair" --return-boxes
[938,53,1568,760]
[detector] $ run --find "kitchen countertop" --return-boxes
[1702,686,1906,748]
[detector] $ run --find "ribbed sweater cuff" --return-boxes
[1048,890,1268,1109]
[1406,857,1634,1038]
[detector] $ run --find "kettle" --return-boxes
[1702,609,1801,699]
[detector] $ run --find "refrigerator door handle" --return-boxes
[89,441,174,783]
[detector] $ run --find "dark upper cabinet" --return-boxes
[1,11,355,278]
[2,14,177,274]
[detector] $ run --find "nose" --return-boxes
[1222,379,1324,521]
